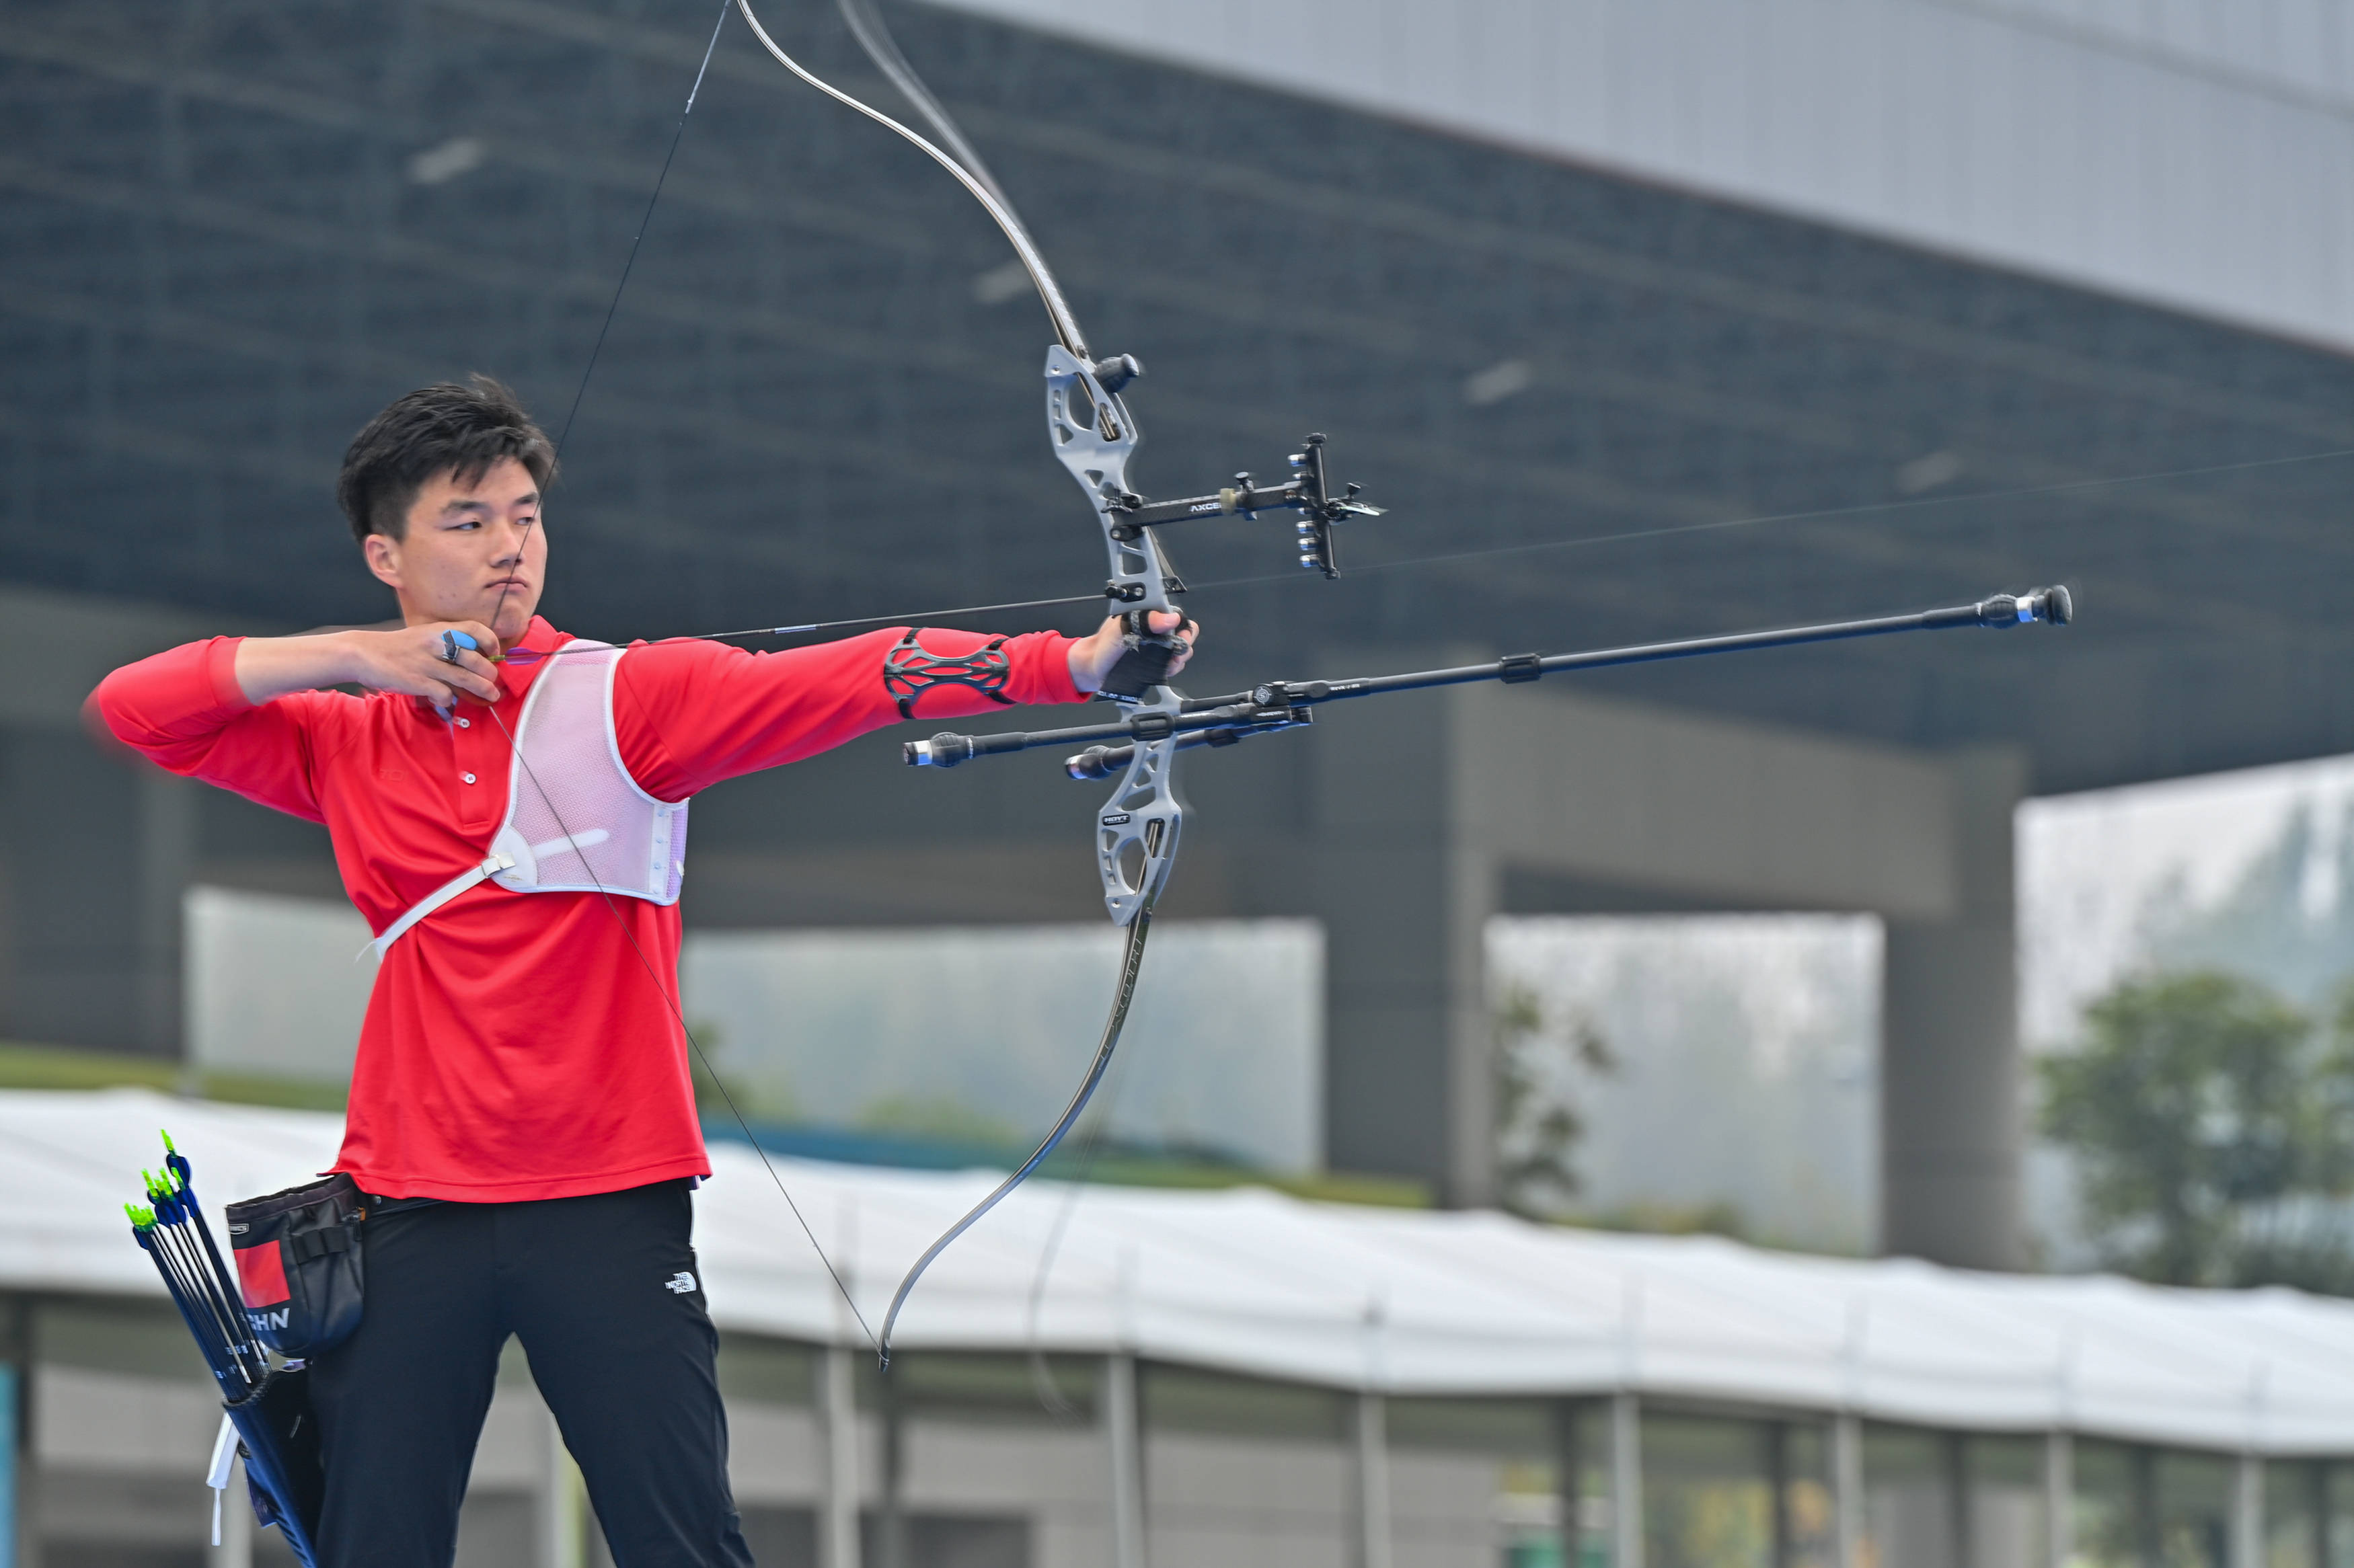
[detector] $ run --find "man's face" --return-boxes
[363,456,547,646]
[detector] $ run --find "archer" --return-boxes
[90,375,1197,1567]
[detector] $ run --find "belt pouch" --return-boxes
[226,1174,366,1360]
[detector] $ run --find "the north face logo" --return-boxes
[665,1271,697,1295]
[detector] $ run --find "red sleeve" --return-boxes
[612,626,1085,801]
[85,637,342,823]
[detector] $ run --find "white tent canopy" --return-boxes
[7,1089,2348,1457]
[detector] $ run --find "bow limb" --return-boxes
[876,904,1155,1364]
[732,0,1091,360]
[734,0,1186,1362]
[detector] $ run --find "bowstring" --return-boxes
[874,905,1154,1366]
[450,0,880,1350]
[480,691,881,1352]
[496,437,2354,666]
[490,592,1108,665]
[552,0,735,461]
[478,0,732,649]
[1023,1031,1143,1418]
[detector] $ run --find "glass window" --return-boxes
[1388,1395,1562,1568]
[1641,1411,1770,1568]
[1968,1436,2047,1568]
[1566,1400,1616,1568]
[864,1348,1088,1427]
[1641,1411,1832,1568]
[2152,1450,2232,1568]
[1139,1364,1351,1565]
[2269,1459,2324,1568]
[2240,1459,2354,1568]
[2330,1463,2354,1568]
[1864,1423,1960,1568]
[2070,1440,2142,1568]
[1783,1424,1836,1568]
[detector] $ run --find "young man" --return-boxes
[91,377,1195,1567]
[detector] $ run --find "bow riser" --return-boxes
[1094,699,1184,926]
[1044,345,1186,924]
[1045,348,1165,613]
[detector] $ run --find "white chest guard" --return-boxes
[369,640,689,959]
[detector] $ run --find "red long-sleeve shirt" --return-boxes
[91,616,1083,1201]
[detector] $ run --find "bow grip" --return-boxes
[1098,610,1180,699]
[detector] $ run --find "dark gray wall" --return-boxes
[2,0,2351,799]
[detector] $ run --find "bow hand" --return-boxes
[1071,611,1197,695]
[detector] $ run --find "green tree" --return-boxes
[2039,970,2354,1289]
[1494,980,1616,1222]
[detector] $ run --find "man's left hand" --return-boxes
[1069,610,1199,695]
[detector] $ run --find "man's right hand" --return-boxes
[233,622,502,707]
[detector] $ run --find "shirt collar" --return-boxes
[511,615,564,658]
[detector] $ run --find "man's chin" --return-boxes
[486,598,540,644]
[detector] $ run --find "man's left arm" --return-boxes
[611,624,1069,800]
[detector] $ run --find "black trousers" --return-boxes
[309,1180,754,1568]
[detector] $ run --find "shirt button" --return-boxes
[456,717,471,729]
[461,773,478,785]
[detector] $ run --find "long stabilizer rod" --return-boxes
[905,585,2072,774]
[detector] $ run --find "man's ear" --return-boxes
[361,531,404,592]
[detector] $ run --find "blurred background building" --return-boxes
[5,0,2354,1563]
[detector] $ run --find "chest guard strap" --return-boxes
[367,640,689,960]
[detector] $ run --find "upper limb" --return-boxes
[87,639,336,819]
[613,622,1102,799]
[232,623,502,708]
[91,622,509,820]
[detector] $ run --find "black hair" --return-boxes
[336,375,556,543]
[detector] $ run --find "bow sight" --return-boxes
[1048,346,1380,707]
[1102,428,1385,582]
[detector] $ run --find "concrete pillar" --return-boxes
[1831,1413,1863,1568]
[1555,1401,1587,1567]
[2314,1462,2333,1568]
[1104,1354,1146,1568]
[1944,1432,1972,1568]
[1881,748,2028,1269]
[0,1353,16,1568]
[876,1370,907,1568]
[1315,682,1496,1207]
[1610,1393,1643,1568]
[1314,676,2007,1227]
[2233,1455,2265,1568]
[1350,1393,1392,1568]
[1765,1423,1792,1568]
[2043,1433,2073,1568]
[820,1346,861,1568]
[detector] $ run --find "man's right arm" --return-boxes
[87,624,502,820]
[231,623,502,707]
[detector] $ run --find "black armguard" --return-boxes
[884,630,1016,721]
